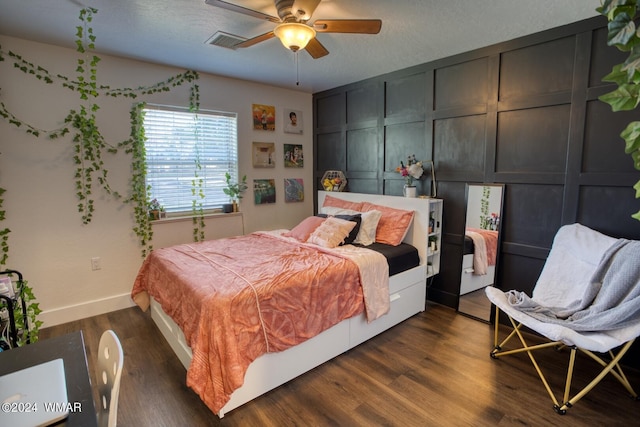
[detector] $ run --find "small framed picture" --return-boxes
[284,178,304,202]
[253,142,275,168]
[254,179,276,204]
[284,144,303,168]
[283,108,303,134]
[252,104,275,131]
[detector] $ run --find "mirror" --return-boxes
[457,184,504,322]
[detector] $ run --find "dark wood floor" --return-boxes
[40,303,640,426]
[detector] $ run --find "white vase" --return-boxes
[403,185,417,198]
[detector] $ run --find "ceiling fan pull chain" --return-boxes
[295,51,300,86]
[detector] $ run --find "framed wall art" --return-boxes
[252,142,275,168]
[254,179,276,204]
[283,108,303,134]
[252,104,275,131]
[284,144,303,168]
[284,178,304,202]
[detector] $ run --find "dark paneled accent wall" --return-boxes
[313,16,640,314]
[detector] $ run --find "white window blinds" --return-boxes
[143,105,238,213]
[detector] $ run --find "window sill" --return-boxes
[151,211,243,225]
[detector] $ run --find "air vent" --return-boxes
[206,31,247,50]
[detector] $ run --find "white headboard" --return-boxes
[317,191,431,265]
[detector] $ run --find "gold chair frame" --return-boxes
[490,305,638,414]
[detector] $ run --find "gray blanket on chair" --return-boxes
[506,239,640,332]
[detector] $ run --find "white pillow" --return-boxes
[320,206,359,216]
[353,210,382,246]
[321,206,382,246]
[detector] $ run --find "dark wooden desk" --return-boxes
[0,330,98,426]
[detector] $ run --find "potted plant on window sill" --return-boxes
[148,198,164,220]
[223,173,248,213]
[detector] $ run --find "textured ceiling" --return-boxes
[0,0,600,93]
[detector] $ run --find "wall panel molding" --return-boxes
[313,15,640,317]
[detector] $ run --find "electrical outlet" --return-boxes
[91,257,101,271]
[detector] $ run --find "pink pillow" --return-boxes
[307,216,357,248]
[361,202,414,246]
[283,216,326,242]
[322,194,364,212]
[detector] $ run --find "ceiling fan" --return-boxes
[205,0,382,58]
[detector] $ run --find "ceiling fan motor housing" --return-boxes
[276,0,296,22]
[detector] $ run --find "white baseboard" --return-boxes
[39,292,136,328]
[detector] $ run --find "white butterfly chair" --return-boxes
[486,223,640,415]
[96,330,124,427]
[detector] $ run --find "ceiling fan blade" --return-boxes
[235,31,276,48]
[313,19,382,34]
[204,0,281,23]
[291,0,321,21]
[305,37,329,59]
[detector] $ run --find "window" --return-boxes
[143,105,238,214]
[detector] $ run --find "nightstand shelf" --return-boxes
[426,198,443,278]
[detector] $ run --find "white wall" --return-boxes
[0,35,313,326]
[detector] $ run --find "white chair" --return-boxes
[486,223,640,415]
[96,330,124,427]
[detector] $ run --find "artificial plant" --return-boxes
[13,280,43,346]
[0,186,9,267]
[190,87,206,242]
[0,169,38,346]
[223,172,249,202]
[0,7,202,257]
[0,273,42,346]
[479,185,491,230]
[597,0,640,221]
[123,103,154,256]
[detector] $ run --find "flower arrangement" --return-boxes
[481,213,500,231]
[396,154,424,186]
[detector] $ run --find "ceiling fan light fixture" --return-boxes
[274,22,316,52]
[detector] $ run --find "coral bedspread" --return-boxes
[131,231,386,414]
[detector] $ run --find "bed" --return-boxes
[460,227,498,295]
[131,191,431,417]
